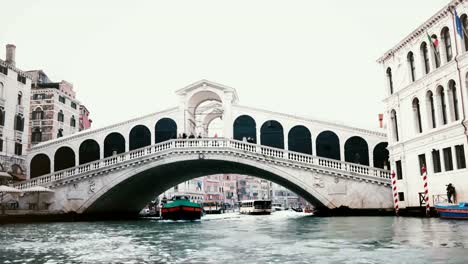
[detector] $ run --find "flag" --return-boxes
[455,10,463,38]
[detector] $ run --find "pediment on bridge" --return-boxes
[176,79,239,102]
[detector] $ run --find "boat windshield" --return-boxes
[254,200,271,209]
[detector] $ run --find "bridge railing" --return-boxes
[15,138,390,189]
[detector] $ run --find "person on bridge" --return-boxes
[189,133,195,139]
[182,133,187,139]
[446,183,456,203]
[197,133,202,139]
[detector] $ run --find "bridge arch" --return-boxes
[233,115,256,143]
[373,142,389,170]
[129,125,151,151]
[104,132,126,158]
[30,153,50,178]
[316,130,340,160]
[288,125,312,154]
[54,146,75,171]
[79,139,100,165]
[155,118,177,143]
[79,154,335,215]
[344,136,369,166]
[260,120,284,149]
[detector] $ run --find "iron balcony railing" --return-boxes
[14,138,392,190]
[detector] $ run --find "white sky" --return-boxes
[0,0,450,130]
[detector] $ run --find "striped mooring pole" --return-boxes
[391,170,399,216]
[421,165,430,217]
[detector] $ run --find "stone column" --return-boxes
[223,93,233,139]
[368,148,374,167]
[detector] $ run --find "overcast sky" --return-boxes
[0,0,450,130]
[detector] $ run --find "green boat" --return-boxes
[161,195,202,221]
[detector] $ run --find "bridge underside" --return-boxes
[85,159,325,216]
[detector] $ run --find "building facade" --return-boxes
[79,104,92,131]
[271,182,299,209]
[378,0,468,209]
[27,70,87,147]
[0,44,31,179]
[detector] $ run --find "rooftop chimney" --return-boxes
[378,114,384,128]
[5,44,16,66]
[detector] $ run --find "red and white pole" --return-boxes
[422,165,430,216]
[391,170,399,216]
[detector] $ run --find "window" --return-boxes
[59,96,66,104]
[71,102,77,109]
[0,139,3,152]
[32,94,46,100]
[70,116,76,127]
[437,86,447,125]
[455,145,466,169]
[0,65,7,75]
[387,68,393,94]
[0,107,4,126]
[407,52,416,82]
[0,82,3,98]
[14,115,24,132]
[432,149,442,173]
[427,91,436,128]
[421,42,430,74]
[462,14,468,52]
[391,109,399,141]
[396,160,403,180]
[398,192,405,202]
[418,154,426,175]
[31,129,42,143]
[58,110,64,122]
[14,143,22,156]
[443,147,453,171]
[57,128,63,138]
[17,92,22,106]
[32,108,44,120]
[431,34,441,68]
[442,27,452,62]
[17,75,26,84]
[449,81,459,121]
[412,98,422,133]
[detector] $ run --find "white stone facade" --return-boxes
[0,45,31,177]
[378,0,468,208]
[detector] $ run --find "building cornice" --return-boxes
[377,0,463,64]
[234,104,387,138]
[0,59,33,79]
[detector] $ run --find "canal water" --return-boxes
[1,212,467,263]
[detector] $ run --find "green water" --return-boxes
[0,212,467,263]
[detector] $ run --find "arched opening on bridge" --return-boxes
[344,136,369,166]
[260,120,284,149]
[233,115,256,143]
[188,90,223,137]
[316,131,340,160]
[373,142,389,170]
[30,154,50,178]
[104,132,126,158]
[206,116,223,137]
[79,139,101,165]
[155,118,177,143]
[129,125,151,150]
[54,147,75,171]
[288,125,312,154]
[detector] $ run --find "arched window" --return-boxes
[436,86,447,125]
[448,80,459,121]
[0,107,5,126]
[17,92,22,105]
[233,115,257,143]
[54,146,75,171]
[30,154,50,178]
[344,136,369,166]
[373,142,390,170]
[260,120,284,149]
[441,27,452,62]
[386,67,393,94]
[32,107,44,120]
[431,34,441,68]
[31,128,42,143]
[288,125,312,155]
[70,115,76,127]
[14,114,24,132]
[104,132,126,158]
[129,125,151,150]
[58,110,64,122]
[390,110,399,142]
[462,14,468,52]
[420,42,430,74]
[412,98,422,133]
[79,139,100,164]
[407,52,416,82]
[316,130,340,160]
[0,82,3,98]
[426,91,436,129]
[154,118,177,143]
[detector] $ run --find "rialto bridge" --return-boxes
[14,80,393,217]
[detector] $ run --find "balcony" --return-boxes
[16,105,24,115]
[14,131,23,142]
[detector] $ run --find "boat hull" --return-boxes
[161,205,202,221]
[435,203,468,219]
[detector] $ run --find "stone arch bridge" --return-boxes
[16,80,392,216]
